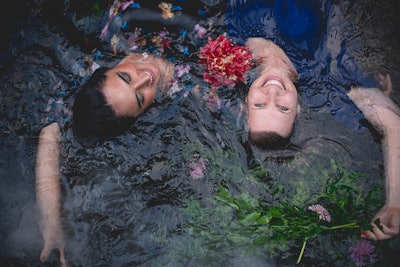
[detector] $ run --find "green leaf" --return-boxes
[240,211,261,225]
[267,206,283,218]
[253,236,271,246]
[215,188,240,210]
[256,214,273,225]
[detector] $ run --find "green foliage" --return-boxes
[182,160,383,264]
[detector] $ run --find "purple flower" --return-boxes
[189,158,208,180]
[175,65,191,78]
[307,204,331,222]
[349,239,376,267]
[194,24,207,38]
[121,0,135,11]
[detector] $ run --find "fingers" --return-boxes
[381,223,399,236]
[374,72,392,96]
[361,230,377,241]
[39,245,51,263]
[362,222,399,241]
[40,244,68,266]
[383,73,392,96]
[60,248,69,267]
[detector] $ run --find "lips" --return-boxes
[262,76,285,90]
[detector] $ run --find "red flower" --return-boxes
[199,34,253,89]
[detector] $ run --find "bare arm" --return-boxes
[36,122,67,265]
[347,86,400,240]
[366,108,400,240]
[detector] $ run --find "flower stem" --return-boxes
[329,222,359,230]
[296,238,308,265]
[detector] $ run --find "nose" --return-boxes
[130,70,152,90]
[260,85,286,98]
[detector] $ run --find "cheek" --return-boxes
[143,90,156,105]
[248,88,265,102]
[121,102,139,117]
[109,92,141,117]
[283,93,298,107]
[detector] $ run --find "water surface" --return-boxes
[1,0,400,266]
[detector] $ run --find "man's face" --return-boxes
[246,41,299,138]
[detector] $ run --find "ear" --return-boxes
[297,104,301,114]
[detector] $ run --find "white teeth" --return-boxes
[264,79,284,89]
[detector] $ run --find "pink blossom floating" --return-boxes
[189,158,208,180]
[307,204,332,222]
[100,0,138,40]
[349,239,376,267]
[100,0,120,39]
[194,24,207,38]
[121,0,134,11]
[175,64,191,78]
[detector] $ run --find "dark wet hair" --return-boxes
[248,131,292,150]
[72,67,136,139]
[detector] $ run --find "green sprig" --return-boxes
[183,161,383,264]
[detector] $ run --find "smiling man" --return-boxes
[245,37,299,149]
[244,37,400,244]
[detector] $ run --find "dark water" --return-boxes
[1,0,400,266]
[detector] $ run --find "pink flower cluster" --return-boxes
[194,24,207,38]
[349,239,376,267]
[199,34,253,89]
[307,204,331,222]
[101,0,135,40]
[189,158,208,180]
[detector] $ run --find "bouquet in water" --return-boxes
[199,34,253,90]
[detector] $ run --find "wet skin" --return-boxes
[35,53,174,266]
[247,69,298,137]
[246,38,299,137]
[103,53,166,118]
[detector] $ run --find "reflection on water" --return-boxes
[1,0,400,266]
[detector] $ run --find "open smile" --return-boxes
[141,69,155,86]
[262,76,286,90]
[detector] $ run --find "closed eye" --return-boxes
[136,93,144,109]
[254,103,265,108]
[117,72,131,84]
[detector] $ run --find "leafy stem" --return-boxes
[297,238,308,264]
[329,222,359,230]
[296,222,360,264]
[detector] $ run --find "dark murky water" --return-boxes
[1,0,400,266]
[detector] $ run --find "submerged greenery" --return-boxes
[180,159,399,266]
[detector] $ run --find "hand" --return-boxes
[361,204,400,241]
[39,218,68,266]
[374,72,392,96]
